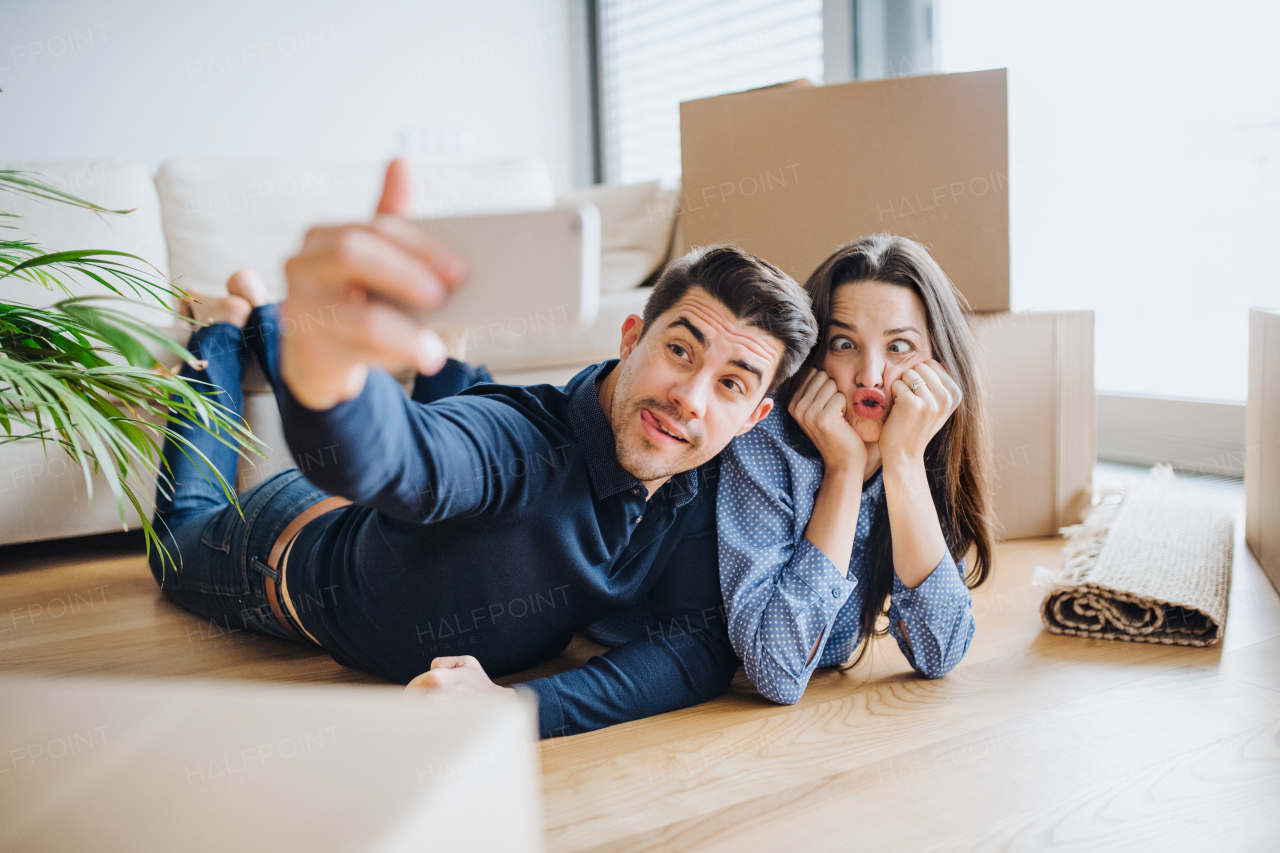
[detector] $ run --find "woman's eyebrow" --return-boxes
[828,320,921,336]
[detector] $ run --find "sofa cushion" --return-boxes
[463,182,681,371]
[155,156,556,305]
[466,286,651,372]
[0,406,161,545]
[561,181,675,293]
[0,160,171,327]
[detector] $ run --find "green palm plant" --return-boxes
[0,170,265,570]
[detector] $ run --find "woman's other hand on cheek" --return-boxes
[788,368,869,474]
[879,360,962,466]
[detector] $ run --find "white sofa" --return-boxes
[0,158,679,546]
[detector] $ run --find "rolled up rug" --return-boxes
[1033,466,1235,647]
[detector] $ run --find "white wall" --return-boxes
[0,0,579,191]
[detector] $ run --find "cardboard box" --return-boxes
[0,675,543,853]
[1247,307,1280,590]
[969,311,1096,540]
[679,69,1010,312]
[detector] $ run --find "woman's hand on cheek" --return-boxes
[879,359,962,466]
[788,368,869,473]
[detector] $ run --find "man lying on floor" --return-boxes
[149,160,818,738]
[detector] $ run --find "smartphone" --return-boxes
[372,202,601,334]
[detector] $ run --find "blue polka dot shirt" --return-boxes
[718,407,976,705]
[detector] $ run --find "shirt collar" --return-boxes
[567,359,699,506]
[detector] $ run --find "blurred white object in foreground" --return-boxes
[0,674,543,853]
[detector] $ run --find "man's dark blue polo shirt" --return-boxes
[272,349,738,738]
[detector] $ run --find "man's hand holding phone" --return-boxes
[280,159,468,411]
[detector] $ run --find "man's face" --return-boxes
[605,287,780,484]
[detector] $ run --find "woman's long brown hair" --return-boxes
[775,234,996,668]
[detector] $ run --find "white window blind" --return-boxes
[598,0,824,185]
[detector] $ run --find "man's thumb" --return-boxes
[376,157,414,217]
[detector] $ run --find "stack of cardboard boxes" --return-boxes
[679,69,1094,539]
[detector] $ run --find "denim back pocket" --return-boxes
[192,508,251,596]
[198,505,240,554]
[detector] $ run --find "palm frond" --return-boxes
[0,170,135,214]
[0,171,266,572]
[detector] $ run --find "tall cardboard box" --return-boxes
[1247,307,1280,590]
[679,70,1009,312]
[970,312,1096,539]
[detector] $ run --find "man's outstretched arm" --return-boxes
[280,158,465,411]
[266,160,542,521]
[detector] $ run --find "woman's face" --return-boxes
[820,280,933,443]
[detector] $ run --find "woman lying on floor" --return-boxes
[717,234,996,704]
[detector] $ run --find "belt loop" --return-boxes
[260,548,303,643]
[250,556,280,581]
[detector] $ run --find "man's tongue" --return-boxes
[645,409,685,443]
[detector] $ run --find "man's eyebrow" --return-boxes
[666,316,764,383]
[731,358,764,383]
[667,317,707,346]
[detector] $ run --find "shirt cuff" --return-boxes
[515,679,566,739]
[410,358,494,403]
[891,551,968,607]
[787,536,858,623]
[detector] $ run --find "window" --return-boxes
[596,0,825,185]
[937,0,1280,402]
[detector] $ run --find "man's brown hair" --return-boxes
[641,244,817,394]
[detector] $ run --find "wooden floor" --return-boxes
[1,471,1278,852]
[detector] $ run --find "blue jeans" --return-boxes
[149,305,332,643]
[148,305,494,644]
